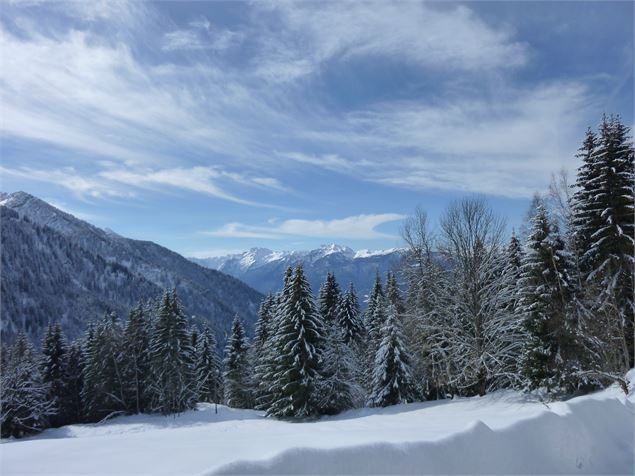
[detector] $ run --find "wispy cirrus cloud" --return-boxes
[0,166,134,200]
[0,0,621,209]
[204,214,406,240]
[251,1,528,82]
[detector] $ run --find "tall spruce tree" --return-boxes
[365,274,386,347]
[519,204,578,393]
[63,341,84,424]
[255,268,292,411]
[318,272,342,325]
[368,304,416,407]
[195,326,223,403]
[385,272,405,314]
[572,115,634,371]
[82,312,127,421]
[337,283,364,345]
[122,304,150,414]
[316,322,363,414]
[223,315,253,408]
[0,333,55,438]
[41,323,69,427]
[267,265,325,418]
[251,293,276,405]
[147,290,195,414]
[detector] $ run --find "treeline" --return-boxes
[1,114,632,437]
[1,291,224,438]
[399,114,633,398]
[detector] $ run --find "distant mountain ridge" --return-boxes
[0,191,263,345]
[191,244,404,302]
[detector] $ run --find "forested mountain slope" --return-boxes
[0,192,263,345]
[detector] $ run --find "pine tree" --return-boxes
[122,304,150,414]
[147,290,195,414]
[252,293,276,405]
[41,323,69,427]
[1,333,55,438]
[365,274,385,347]
[318,272,342,325]
[368,304,416,407]
[316,322,363,414]
[223,315,253,408]
[572,115,634,371]
[63,341,84,424]
[255,268,292,411]
[195,326,223,403]
[337,283,364,345]
[385,271,404,314]
[519,204,577,393]
[267,265,325,418]
[82,312,127,421]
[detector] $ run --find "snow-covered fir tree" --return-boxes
[368,304,416,407]
[63,341,84,424]
[41,323,69,427]
[318,272,342,325]
[251,293,276,405]
[195,326,223,403]
[365,273,385,346]
[147,290,195,414]
[0,333,55,438]
[385,271,404,314]
[267,265,325,418]
[122,304,151,413]
[82,312,127,421]
[337,283,364,346]
[316,322,364,414]
[254,268,292,411]
[572,115,634,372]
[519,204,578,394]
[223,315,253,408]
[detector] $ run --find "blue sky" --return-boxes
[1,1,632,257]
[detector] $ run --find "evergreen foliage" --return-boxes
[0,333,54,438]
[519,204,578,393]
[223,315,253,408]
[368,304,416,407]
[318,272,342,325]
[147,291,195,414]
[267,266,325,418]
[41,323,70,427]
[195,326,223,403]
[81,312,127,421]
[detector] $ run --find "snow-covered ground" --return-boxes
[2,382,633,475]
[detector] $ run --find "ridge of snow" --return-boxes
[2,383,632,475]
[354,248,402,259]
[206,245,400,270]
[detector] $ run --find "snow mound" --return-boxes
[1,387,632,475]
[211,396,634,475]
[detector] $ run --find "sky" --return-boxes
[0,1,632,257]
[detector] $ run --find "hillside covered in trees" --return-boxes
[0,192,263,346]
[2,115,632,440]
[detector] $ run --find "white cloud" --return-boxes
[0,166,133,200]
[288,82,595,198]
[162,28,242,52]
[0,1,608,206]
[252,2,528,81]
[205,213,405,240]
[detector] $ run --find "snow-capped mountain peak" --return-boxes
[190,244,403,298]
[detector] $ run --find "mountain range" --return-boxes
[0,192,263,345]
[191,244,404,302]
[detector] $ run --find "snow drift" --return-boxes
[1,385,633,475]
[212,396,634,475]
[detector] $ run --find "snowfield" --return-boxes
[1,382,633,475]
